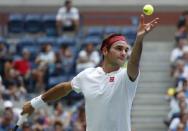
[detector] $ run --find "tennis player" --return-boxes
[21,14,159,131]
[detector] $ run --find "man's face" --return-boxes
[65,1,72,10]
[104,41,129,67]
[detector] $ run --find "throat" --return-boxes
[102,64,120,73]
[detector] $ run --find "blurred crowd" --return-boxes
[0,0,135,130]
[0,0,99,130]
[165,11,188,131]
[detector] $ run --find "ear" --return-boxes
[102,47,108,55]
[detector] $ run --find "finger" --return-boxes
[140,14,145,25]
[149,17,159,25]
[145,23,155,32]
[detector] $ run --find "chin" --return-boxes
[117,60,125,66]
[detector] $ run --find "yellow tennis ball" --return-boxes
[167,88,175,96]
[143,4,154,15]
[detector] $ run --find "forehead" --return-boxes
[111,40,129,48]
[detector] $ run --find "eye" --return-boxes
[125,48,129,52]
[115,46,123,51]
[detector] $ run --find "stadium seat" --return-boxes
[24,14,42,33]
[131,16,139,26]
[121,26,137,45]
[86,26,104,37]
[57,35,76,46]
[0,36,9,50]
[8,14,24,33]
[17,37,38,60]
[42,14,57,36]
[48,75,68,87]
[104,26,120,35]
[83,36,102,46]
[37,36,58,52]
[0,36,5,43]
[37,36,56,46]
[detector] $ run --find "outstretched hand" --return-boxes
[137,14,159,37]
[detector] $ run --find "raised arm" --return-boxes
[21,81,72,115]
[127,14,159,81]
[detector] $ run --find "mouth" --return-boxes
[118,57,125,61]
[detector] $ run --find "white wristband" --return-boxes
[30,95,46,109]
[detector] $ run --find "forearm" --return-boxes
[41,82,72,103]
[129,36,143,65]
[127,36,143,79]
[22,82,72,115]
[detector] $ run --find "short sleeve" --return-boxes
[72,8,79,20]
[125,69,140,100]
[71,71,85,93]
[56,8,64,21]
[169,118,180,130]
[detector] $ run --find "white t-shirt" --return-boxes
[71,67,140,131]
[38,51,55,64]
[76,50,100,72]
[169,117,180,130]
[170,48,183,63]
[56,6,79,27]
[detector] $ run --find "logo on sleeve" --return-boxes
[109,77,115,82]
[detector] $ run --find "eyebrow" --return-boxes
[115,45,129,50]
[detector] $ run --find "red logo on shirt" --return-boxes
[109,77,115,82]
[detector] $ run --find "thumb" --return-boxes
[140,14,145,25]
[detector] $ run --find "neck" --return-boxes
[102,60,120,73]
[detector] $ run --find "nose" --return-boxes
[121,50,126,57]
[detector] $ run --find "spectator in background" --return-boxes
[59,44,75,75]
[182,46,188,66]
[0,75,5,100]
[3,56,14,81]
[53,119,65,131]
[181,78,188,98]
[13,49,32,90]
[171,59,185,83]
[0,40,7,58]
[33,43,56,92]
[21,122,31,131]
[167,91,187,122]
[176,123,186,131]
[13,49,31,78]
[169,111,188,131]
[3,100,21,122]
[72,105,86,131]
[182,11,188,34]
[56,0,80,35]
[52,101,72,130]
[170,36,188,64]
[175,11,188,38]
[0,106,14,130]
[35,43,56,65]
[76,42,100,73]
[32,109,50,131]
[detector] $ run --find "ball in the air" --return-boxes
[143,4,154,15]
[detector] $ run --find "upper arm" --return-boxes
[127,61,139,81]
[61,81,73,94]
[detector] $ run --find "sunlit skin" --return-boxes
[102,41,129,73]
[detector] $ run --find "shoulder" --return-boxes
[72,67,97,84]
[79,67,97,74]
[58,7,66,12]
[71,7,79,13]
